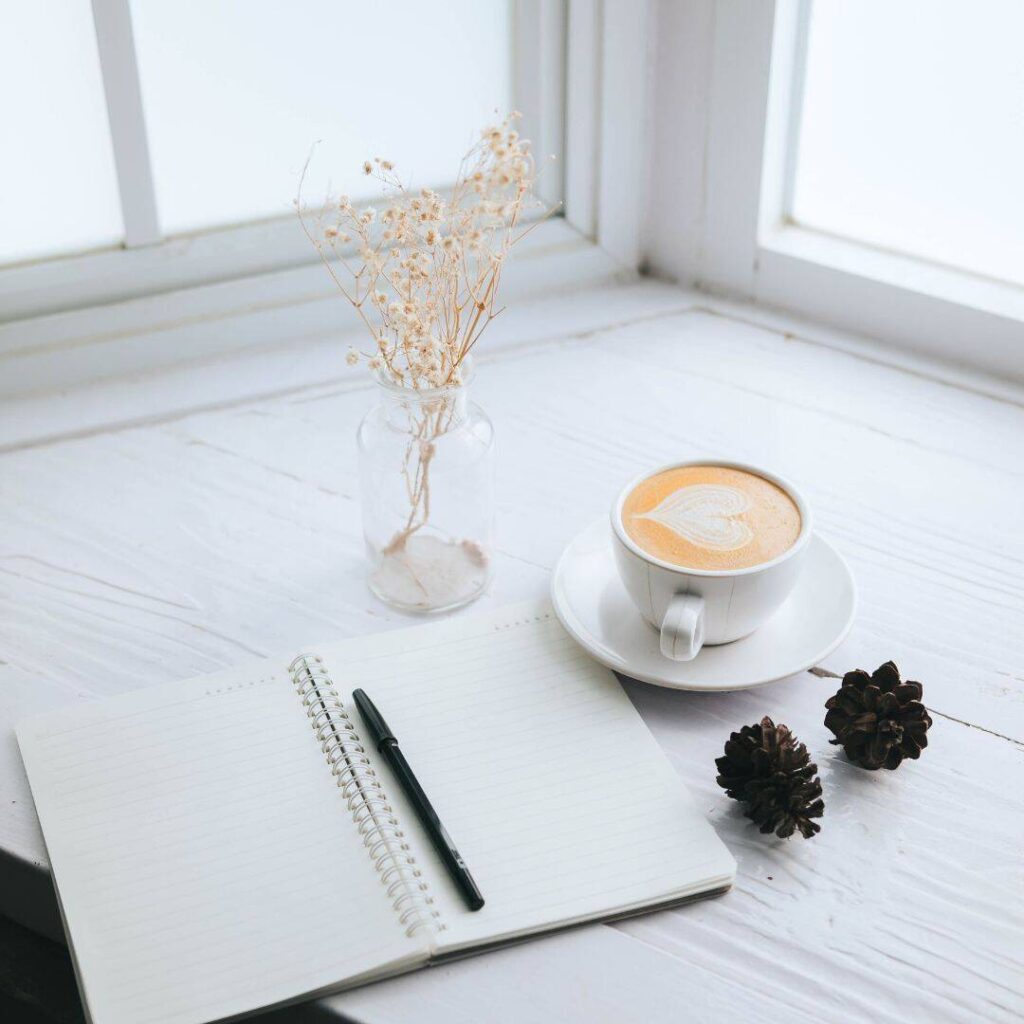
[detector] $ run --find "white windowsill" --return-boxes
[3,269,1021,457]
[1,269,1022,1024]
[0,276,671,453]
[0,218,627,404]
[756,225,1024,381]
[765,225,1024,321]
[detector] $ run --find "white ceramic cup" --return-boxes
[610,460,813,661]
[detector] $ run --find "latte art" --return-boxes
[621,465,802,571]
[634,484,753,552]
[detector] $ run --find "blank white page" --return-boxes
[311,602,735,953]
[18,663,423,1024]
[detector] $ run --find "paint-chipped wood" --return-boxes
[1,281,1021,1023]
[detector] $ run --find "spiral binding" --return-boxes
[288,654,443,939]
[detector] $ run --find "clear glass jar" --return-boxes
[356,368,494,613]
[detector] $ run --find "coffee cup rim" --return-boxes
[610,459,813,577]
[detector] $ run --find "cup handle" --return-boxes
[660,593,706,661]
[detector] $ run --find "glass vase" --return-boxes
[356,369,494,613]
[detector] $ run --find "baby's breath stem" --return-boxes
[300,112,546,536]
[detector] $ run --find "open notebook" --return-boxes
[18,602,735,1024]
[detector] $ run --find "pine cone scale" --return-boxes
[877,692,902,714]
[844,669,873,688]
[872,661,901,688]
[894,682,923,702]
[863,685,883,709]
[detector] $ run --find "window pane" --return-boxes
[130,0,513,235]
[0,0,123,264]
[792,0,1024,287]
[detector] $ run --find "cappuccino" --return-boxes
[621,465,801,571]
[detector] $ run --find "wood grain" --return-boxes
[1,281,1021,1022]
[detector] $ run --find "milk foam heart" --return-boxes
[621,464,802,571]
[634,484,753,552]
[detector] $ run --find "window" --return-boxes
[2,0,595,335]
[7,1,1018,395]
[677,0,1024,380]
[1,0,515,262]
[129,0,513,235]
[0,0,123,264]
[791,0,1024,289]
[5,1,658,394]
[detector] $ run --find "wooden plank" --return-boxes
[326,922,822,1024]
[618,675,1024,1024]
[0,281,1021,1022]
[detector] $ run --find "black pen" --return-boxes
[353,688,484,912]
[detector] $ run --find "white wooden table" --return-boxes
[1,281,1022,1023]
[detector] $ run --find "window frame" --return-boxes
[0,0,652,398]
[672,0,1024,381]
[2,0,578,321]
[5,0,1021,392]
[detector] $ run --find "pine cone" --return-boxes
[824,661,932,770]
[715,717,824,839]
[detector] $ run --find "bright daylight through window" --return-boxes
[0,0,511,262]
[791,0,1024,288]
[0,0,123,264]
[129,0,511,234]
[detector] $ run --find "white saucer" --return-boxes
[551,519,856,691]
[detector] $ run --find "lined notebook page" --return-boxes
[17,665,423,1024]
[311,602,735,953]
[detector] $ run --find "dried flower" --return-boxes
[298,112,552,391]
